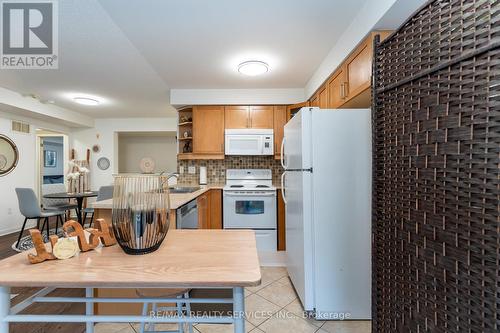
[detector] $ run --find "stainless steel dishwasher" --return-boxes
[176,199,198,229]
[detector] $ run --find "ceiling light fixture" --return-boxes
[73,97,100,106]
[238,61,269,76]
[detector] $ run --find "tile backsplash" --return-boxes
[177,156,283,184]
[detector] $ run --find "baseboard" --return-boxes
[0,220,37,237]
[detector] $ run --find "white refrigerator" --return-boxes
[281,107,372,320]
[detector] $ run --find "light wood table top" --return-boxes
[0,230,261,288]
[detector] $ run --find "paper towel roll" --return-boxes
[199,166,207,185]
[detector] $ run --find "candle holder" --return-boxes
[112,175,170,255]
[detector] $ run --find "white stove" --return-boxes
[223,169,277,251]
[223,169,276,192]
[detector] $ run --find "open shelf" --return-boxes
[178,108,193,154]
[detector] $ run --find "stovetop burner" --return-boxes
[224,169,276,192]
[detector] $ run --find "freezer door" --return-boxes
[283,107,314,170]
[285,169,314,311]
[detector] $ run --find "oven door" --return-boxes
[223,191,277,229]
[225,134,264,155]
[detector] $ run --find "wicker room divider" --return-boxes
[372,0,499,332]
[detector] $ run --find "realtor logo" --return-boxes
[1,0,58,69]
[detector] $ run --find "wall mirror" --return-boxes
[0,134,19,176]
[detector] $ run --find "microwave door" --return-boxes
[226,135,262,155]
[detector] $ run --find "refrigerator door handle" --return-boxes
[280,171,287,205]
[280,137,287,169]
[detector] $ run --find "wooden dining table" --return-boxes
[0,230,261,333]
[43,191,98,225]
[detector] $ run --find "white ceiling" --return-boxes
[0,0,373,118]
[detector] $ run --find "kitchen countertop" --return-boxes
[92,182,281,211]
[91,184,224,210]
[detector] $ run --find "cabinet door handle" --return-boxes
[344,82,348,98]
[340,83,345,99]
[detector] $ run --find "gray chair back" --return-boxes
[41,183,68,208]
[15,188,42,218]
[97,185,114,201]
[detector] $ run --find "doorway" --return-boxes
[35,129,69,199]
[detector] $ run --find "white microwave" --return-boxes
[225,129,274,156]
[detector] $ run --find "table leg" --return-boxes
[0,286,10,333]
[86,288,94,333]
[233,287,244,333]
[77,198,84,225]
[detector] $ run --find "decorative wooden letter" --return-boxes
[87,219,117,247]
[63,220,99,252]
[27,229,57,264]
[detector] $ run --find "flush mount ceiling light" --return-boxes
[73,97,100,106]
[237,61,269,76]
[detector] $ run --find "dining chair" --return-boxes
[135,288,193,333]
[83,185,114,228]
[15,188,65,249]
[41,183,78,218]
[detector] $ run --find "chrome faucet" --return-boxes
[159,171,180,188]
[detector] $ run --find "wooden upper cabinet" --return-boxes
[273,106,287,160]
[250,106,274,128]
[318,84,328,109]
[193,106,225,154]
[225,106,249,129]
[344,37,373,101]
[309,93,319,107]
[327,67,346,108]
[287,101,309,120]
[225,106,273,129]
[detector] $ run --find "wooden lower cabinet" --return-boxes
[198,189,222,229]
[277,189,286,251]
[208,190,222,229]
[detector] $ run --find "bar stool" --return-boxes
[136,288,193,333]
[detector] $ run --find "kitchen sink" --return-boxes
[169,186,200,194]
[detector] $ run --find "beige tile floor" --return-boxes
[94,267,371,333]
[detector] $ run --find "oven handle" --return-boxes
[224,192,276,197]
[280,171,287,205]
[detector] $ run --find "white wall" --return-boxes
[70,117,178,189]
[170,88,305,106]
[118,133,177,174]
[0,112,70,236]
